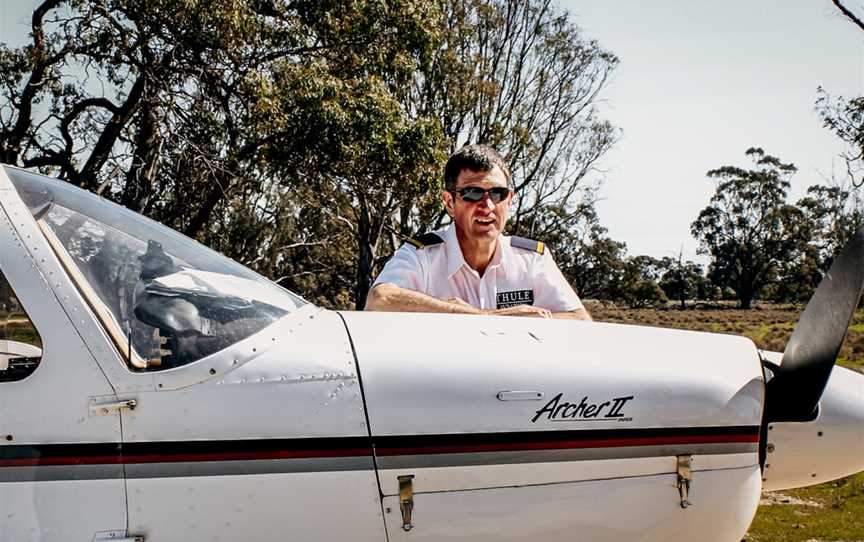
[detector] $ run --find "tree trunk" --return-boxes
[739,289,753,310]
[121,97,163,212]
[77,74,148,191]
[354,200,375,311]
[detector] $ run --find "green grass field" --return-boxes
[0,316,43,348]
[590,303,864,542]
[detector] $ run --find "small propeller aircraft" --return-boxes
[0,163,862,542]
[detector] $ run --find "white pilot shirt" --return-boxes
[373,225,584,312]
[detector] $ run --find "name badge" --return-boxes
[497,289,534,308]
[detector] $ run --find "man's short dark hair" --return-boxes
[443,144,512,191]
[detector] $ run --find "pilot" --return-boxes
[365,144,591,320]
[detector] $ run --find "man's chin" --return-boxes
[470,227,500,240]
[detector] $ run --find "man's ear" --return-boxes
[442,190,455,217]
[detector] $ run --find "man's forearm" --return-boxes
[365,283,481,314]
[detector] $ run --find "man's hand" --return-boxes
[553,308,592,321]
[489,304,552,318]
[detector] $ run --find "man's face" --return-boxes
[443,165,512,244]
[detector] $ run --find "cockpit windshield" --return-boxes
[5,167,306,371]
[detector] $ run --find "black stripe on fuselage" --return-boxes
[0,426,759,481]
[374,425,759,455]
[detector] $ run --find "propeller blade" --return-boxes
[765,226,864,422]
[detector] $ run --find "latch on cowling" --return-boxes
[398,474,415,531]
[676,454,693,508]
[92,530,145,541]
[89,396,137,416]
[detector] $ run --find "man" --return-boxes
[365,144,591,320]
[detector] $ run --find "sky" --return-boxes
[2,1,863,262]
[561,0,864,261]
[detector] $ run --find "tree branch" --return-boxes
[2,0,66,163]
[831,0,864,32]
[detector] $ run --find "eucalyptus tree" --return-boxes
[401,0,619,237]
[0,0,444,308]
[691,148,806,309]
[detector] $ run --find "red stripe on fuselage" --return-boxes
[0,428,759,467]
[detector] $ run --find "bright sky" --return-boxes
[562,0,864,261]
[2,1,863,263]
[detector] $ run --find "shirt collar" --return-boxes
[444,224,508,278]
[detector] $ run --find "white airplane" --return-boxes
[0,163,861,542]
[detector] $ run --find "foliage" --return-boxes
[0,0,622,309]
[0,0,446,308]
[614,255,666,308]
[691,148,807,309]
[407,0,619,236]
[658,255,716,307]
[817,88,864,189]
[797,182,864,265]
[525,201,624,301]
[5,3,852,309]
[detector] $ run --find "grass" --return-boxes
[0,318,42,348]
[589,303,864,542]
[747,473,864,542]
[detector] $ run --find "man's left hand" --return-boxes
[490,304,552,318]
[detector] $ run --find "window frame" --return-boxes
[37,219,151,369]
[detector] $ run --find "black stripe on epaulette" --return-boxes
[510,236,545,254]
[406,232,444,249]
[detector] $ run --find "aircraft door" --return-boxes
[0,196,127,541]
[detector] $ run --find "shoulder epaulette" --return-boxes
[405,232,444,249]
[510,236,545,255]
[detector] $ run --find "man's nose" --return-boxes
[481,194,495,209]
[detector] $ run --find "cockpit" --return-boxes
[5,167,305,371]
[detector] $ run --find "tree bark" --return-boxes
[121,95,163,213]
[354,197,375,310]
[182,177,230,238]
[76,73,147,190]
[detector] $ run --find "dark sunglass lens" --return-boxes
[459,187,486,202]
[489,187,510,202]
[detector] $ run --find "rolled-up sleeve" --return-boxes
[532,249,584,312]
[372,244,427,292]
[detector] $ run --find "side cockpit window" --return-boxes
[0,271,43,382]
[6,167,305,372]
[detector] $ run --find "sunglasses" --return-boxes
[451,186,511,203]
